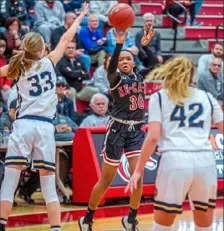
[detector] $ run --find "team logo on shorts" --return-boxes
[117,155,158,183]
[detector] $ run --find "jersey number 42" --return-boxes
[170,103,204,128]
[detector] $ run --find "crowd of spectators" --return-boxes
[0,0,223,203]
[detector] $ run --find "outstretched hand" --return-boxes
[79,2,89,18]
[113,29,128,44]
[141,28,155,47]
[125,171,142,194]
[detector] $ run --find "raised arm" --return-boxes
[48,3,89,66]
[141,29,159,68]
[107,30,127,88]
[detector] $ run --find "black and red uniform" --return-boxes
[101,43,153,166]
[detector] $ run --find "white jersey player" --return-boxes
[126,56,223,231]
[0,4,88,231]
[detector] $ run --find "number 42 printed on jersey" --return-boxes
[170,103,204,128]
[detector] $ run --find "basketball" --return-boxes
[108,3,135,30]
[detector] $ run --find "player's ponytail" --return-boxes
[7,32,45,79]
[145,56,194,105]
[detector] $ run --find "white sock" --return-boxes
[152,221,172,231]
[195,224,213,231]
[51,226,61,231]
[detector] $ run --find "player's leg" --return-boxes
[39,169,61,231]
[0,165,23,230]
[189,152,217,231]
[79,121,124,230]
[33,121,60,231]
[125,156,143,226]
[152,152,193,231]
[121,128,144,230]
[0,120,33,231]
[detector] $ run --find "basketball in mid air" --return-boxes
[108,3,135,31]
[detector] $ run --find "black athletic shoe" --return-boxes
[121,216,139,231]
[78,216,93,231]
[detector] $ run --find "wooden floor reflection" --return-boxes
[8,208,223,231]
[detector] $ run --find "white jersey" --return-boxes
[148,88,223,152]
[16,57,58,120]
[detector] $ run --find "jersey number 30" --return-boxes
[170,103,204,128]
[27,71,54,97]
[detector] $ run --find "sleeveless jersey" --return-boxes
[16,57,58,120]
[111,72,145,121]
[148,88,223,152]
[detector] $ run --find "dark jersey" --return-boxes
[111,72,145,121]
[107,43,153,122]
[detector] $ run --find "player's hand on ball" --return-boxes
[141,28,155,47]
[114,29,128,44]
[125,171,141,194]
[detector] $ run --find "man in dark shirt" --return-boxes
[135,13,163,67]
[57,41,99,101]
[56,76,77,123]
[51,11,91,71]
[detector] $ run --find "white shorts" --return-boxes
[154,151,217,214]
[5,119,56,172]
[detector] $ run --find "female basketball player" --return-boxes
[78,30,156,231]
[126,56,224,231]
[0,4,88,231]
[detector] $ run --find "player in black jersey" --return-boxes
[78,30,157,231]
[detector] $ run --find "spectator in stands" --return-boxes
[79,14,106,67]
[0,37,12,102]
[80,93,109,127]
[62,0,82,12]
[166,0,197,27]
[89,0,117,25]
[0,0,10,32]
[0,99,16,131]
[197,57,223,104]
[92,54,110,96]
[54,113,78,141]
[4,17,25,58]
[107,27,143,70]
[9,0,30,29]
[56,76,77,123]
[51,11,91,71]
[34,0,65,44]
[197,43,223,76]
[135,13,162,67]
[57,40,98,101]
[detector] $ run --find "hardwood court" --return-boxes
[7,209,224,231]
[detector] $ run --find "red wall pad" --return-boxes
[72,127,223,205]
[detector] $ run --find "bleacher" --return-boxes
[120,0,223,66]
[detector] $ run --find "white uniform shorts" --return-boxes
[5,119,56,172]
[154,151,217,214]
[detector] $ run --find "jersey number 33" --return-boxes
[27,71,54,97]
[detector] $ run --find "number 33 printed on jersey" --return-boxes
[27,71,54,97]
[170,103,204,128]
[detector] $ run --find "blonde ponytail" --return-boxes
[145,56,194,105]
[7,32,44,79]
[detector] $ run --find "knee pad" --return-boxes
[152,221,173,231]
[0,167,21,203]
[40,175,59,204]
[195,225,213,231]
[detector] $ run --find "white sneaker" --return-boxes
[121,216,139,231]
[78,216,93,231]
